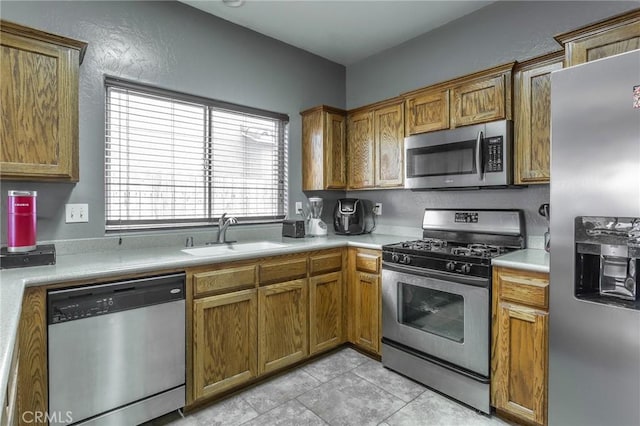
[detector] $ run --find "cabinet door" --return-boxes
[301,109,324,191]
[352,271,380,354]
[451,75,505,128]
[565,20,640,67]
[515,56,563,184]
[309,272,343,354]
[374,102,404,187]
[258,279,308,374]
[324,112,347,189]
[0,32,80,180]
[404,89,450,135]
[193,289,257,400]
[493,302,548,426]
[347,110,375,189]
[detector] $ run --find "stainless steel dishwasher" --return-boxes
[47,273,186,426]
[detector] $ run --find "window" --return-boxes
[105,77,288,231]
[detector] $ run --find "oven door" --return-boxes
[382,264,490,376]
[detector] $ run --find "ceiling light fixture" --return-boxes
[222,0,245,7]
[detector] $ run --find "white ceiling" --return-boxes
[179,1,495,65]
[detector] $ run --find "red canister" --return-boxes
[7,190,37,252]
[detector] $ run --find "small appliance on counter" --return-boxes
[282,219,305,238]
[2,190,56,269]
[333,198,375,235]
[7,190,37,252]
[307,197,327,236]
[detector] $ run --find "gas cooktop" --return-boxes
[383,238,514,260]
[381,209,525,277]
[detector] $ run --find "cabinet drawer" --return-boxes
[259,256,308,285]
[355,251,380,274]
[499,271,549,310]
[193,265,257,296]
[309,251,343,276]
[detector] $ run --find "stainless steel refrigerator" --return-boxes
[549,49,640,426]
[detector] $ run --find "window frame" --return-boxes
[104,76,289,232]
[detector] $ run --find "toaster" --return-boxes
[282,219,305,238]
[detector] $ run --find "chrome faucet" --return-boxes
[211,213,237,244]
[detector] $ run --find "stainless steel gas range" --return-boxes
[381,209,525,414]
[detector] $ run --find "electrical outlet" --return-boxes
[295,201,303,214]
[374,203,382,216]
[66,203,89,223]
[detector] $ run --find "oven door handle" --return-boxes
[382,262,490,288]
[475,130,485,181]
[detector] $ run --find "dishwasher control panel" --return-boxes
[48,273,185,324]
[51,296,116,323]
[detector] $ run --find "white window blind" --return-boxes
[105,78,288,231]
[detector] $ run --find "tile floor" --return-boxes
[149,348,508,426]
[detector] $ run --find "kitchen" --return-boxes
[1,1,639,425]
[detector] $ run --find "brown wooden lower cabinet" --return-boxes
[258,279,308,374]
[347,248,382,355]
[309,271,343,354]
[13,247,388,419]
[192,289,257,401]
[492,266,549,426]
[352,270,380,354]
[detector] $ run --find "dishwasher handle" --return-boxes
[47,273,185,325]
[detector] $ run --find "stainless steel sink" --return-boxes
[181,241,289,256]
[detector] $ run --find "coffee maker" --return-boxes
[306,197,327,236]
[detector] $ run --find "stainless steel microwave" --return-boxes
[404,120,513,189]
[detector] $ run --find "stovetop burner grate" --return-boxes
[387,240,512,260]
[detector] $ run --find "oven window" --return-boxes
[407,139,476,177]
[398,283,464,343]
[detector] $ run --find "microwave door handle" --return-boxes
[476,130,484,181]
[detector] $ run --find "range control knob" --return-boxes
[401,255,411,265]
[446,261,456,272]
[461,263,472,274]
[392,253,400,263]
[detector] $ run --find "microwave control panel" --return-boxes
[485,136,503,172]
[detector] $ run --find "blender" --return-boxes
[307,197,328,236]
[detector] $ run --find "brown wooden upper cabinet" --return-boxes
[514,51,564,185]
[403,62,514,136]
[346,109,375,189]
[301,105,347,190]
[451,74,506,128]
[0,21,87,181]
[347,98,404,189]
[555,9,640,67]
[404,88,450,135]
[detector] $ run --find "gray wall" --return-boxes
[341,1,639,238]
[0,0,345,242]
[347,1,639,108]
[3,1,638,242]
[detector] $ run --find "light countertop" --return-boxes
[0,233,400,408]
[0,236,550,410]
[492,249,550,274]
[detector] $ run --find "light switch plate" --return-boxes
[66,204,89,223]
[374,203,382,216]
[295,201,303,214]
